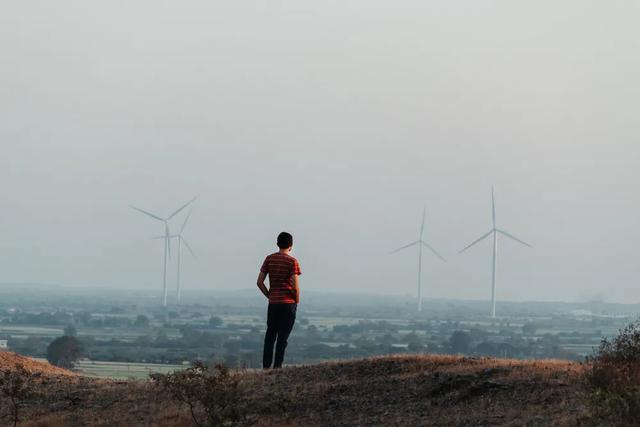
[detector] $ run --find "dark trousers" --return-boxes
[263,303,297,369]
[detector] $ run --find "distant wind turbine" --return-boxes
[459,187,531,318]
[153,209,197,305]
[390,208,446,312]
[130,196,198,307]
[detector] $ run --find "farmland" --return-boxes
[0,286,636,375]
[75,360,186,379]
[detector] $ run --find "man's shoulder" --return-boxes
[283,253,299,263]
[268,252,299,263]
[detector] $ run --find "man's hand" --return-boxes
[292,274,300,304]
[257,271,270,299]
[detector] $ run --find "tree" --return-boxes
[64,325,77,337]
[46,336,82,368]
[403,332,420,343]
[77,311,92,326]
[136,335,153,347]
[134,315,150,328]
[585,320,640,421]
[209,316,223,328]
[407,341,424,352]
[449,330,471,354]
[476,341,498,356]
[522,322,537,336]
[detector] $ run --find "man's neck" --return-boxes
[278,249,290,255]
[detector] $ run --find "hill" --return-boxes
[0,351,73,376]
[1,354,587,426]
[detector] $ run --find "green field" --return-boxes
[0,325,64,337]
[74,360,187,380]
[0,324,183,341]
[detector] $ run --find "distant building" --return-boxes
[0,340,8,350]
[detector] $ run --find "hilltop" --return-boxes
[1,353,588,426]
[0,351,73,376]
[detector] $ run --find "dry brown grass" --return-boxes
[0,352,74,376]
[240,354,588,426]
[3,353,589,426]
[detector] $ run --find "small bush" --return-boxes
[584,320,640,421]
[0,364,40,427]
[151,361,247,426]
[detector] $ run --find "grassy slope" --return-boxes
[0,353,588,426]
[0,351,73,376]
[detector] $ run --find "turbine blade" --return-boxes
[459,230,494,253]
[150,236,166,240]
[180,208,193,234]
[419,208,426,240]
[497,229,532,247]
[168,196,199,220]
[129,205,164,221]
[390,240,420,254]
[422,241,447,262]
[181,237,197,259]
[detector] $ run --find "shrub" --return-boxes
[0,364,40,427]
[151,361,247,426]
[584,320,640,421]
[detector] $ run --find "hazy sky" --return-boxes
[1,1,639,304]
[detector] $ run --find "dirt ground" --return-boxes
[0,352,590,426]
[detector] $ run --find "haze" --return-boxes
[1,1,638,303]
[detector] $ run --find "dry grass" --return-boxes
[0,352,74,376]
[243,355,587,426]
[2,353,589,426]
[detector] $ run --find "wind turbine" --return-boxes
[390,208,446,312]
[130,196,198,307]
[459,186,531,318]
[154,209,197,305]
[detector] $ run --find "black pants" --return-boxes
[263,303,297,369]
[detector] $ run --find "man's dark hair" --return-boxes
[277,232,293,249]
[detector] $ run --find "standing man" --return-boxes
[257,232,301,369]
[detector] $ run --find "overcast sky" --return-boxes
[1,1,639,304]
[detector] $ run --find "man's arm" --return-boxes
[257,271,270,299]
[292,274,300,304]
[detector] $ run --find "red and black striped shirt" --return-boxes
[260,252,302,304]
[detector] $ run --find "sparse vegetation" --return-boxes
[0,353,588,425]
[151,361,248,426]
[0,364,39,427]
[584,320,640,422]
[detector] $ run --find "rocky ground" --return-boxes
[0,352,589,426]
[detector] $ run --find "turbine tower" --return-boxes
[130,196,198,307]
[390,208,446,312]
[459,187,531,318]
[171,209,197,305]
[152,210,197,305]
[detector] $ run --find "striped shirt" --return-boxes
[260,252,302,304]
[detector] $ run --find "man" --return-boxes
[257,232,301,369]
